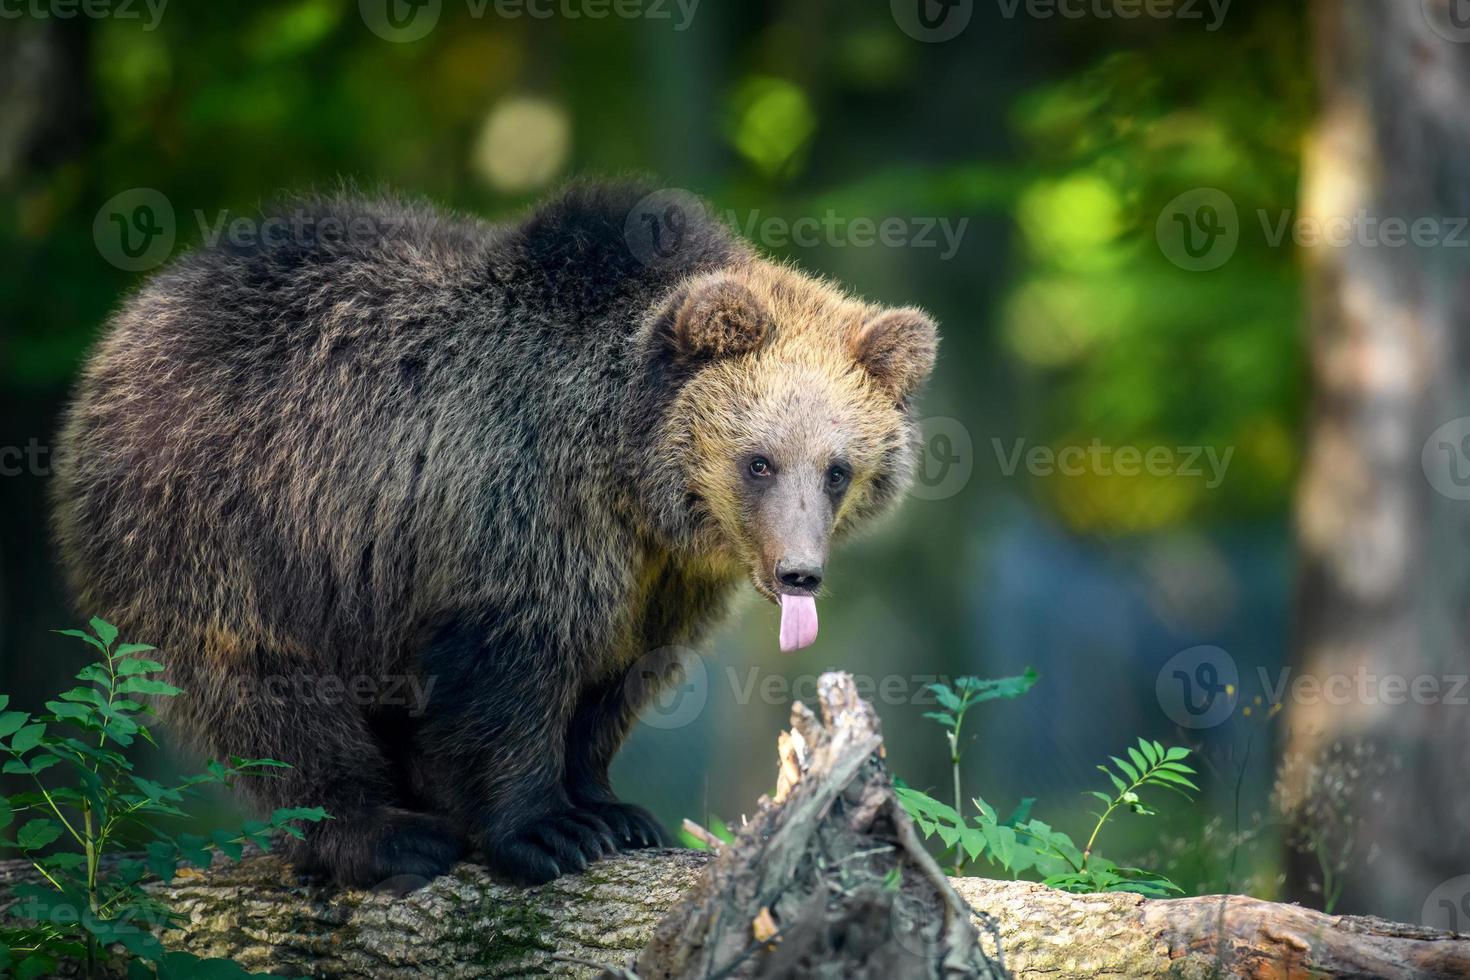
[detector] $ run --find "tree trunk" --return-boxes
[5,673,1467,978]
[1289,0,1470,920]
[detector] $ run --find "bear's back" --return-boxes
[51,183,742,661]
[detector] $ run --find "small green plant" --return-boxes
[0,619,327,979]
[898,672,1199,897]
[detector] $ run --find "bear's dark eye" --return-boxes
[826,464,851,492]
[749,457,773,478]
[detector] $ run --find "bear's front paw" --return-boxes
[481,810,619,885]
[579,801,670,850]
[295,808,465,890]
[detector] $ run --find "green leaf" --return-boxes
[1136,739,1157,765]
[17,818,62,850]
[1165,746,1191,761]
[58,686,107,707]
[40,852,87,871]
[1098,766,1127,795]
[964,668,1040,705]
[54,629,107,654]
[0,711,30,739]
[1127,745,1149,774]
[271,806,328,829]
[75,663,112,685]
[921,711,957,728]
[1110,756,1139,784]
[927,684,961,711]
[10,724,47,754]
[1004,797,1035,827]
[89,618,119,648]
[958,824,989,864]
[130,775,182,802]
[115,677,184,697]
[211,830,244,861]
[3,755,60,776]
[1148,769,1200,794]
[177,833,215,869]
[45,701,94,721]
[14,953,58,980]
[116,656,167,676]
[146,840,180,883]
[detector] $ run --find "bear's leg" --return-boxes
[417,620,618,885]
[173,654,464,888]
[563,665,673,850]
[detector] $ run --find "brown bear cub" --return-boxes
[52,182,938,888]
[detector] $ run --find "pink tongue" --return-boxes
[779,595,818,653]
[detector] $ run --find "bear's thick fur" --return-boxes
[52,182,937,886]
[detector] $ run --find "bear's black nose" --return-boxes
[776,560,823,592]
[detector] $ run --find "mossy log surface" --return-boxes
[3,673,1466,978]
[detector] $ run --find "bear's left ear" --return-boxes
[849,307,938,403]
[651,274,774,367]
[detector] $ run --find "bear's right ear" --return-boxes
[651,275,773,367]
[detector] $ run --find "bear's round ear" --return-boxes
[849,307,938,403]
[654,275,773,366]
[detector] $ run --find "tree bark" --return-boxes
[1289,0,1470,920]
[6,851,1465,979]
[5,673,1468,978]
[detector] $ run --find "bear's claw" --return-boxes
[484,809,617,885]
[581,801,670,850]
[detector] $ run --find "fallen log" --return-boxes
[2,672,1466,978]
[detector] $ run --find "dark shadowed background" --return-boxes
[3,0,1468,926]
